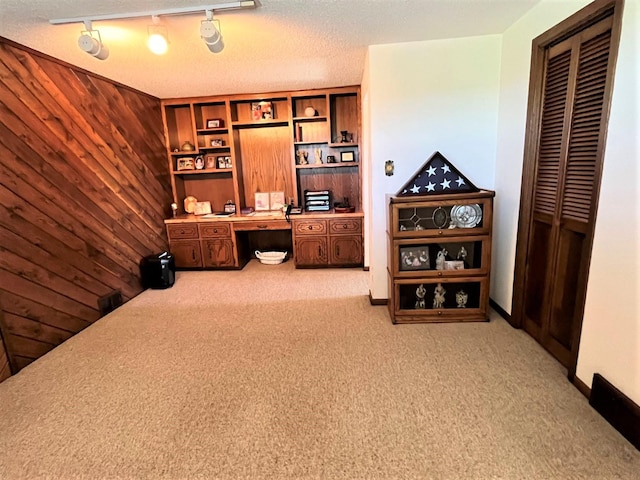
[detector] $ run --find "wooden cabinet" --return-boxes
[387,190,494,323]
[161,86,361,216]
[161,86,363,270]
[167,221,238,269]
[293,216,362,267]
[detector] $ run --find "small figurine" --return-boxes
[296,150,308,165]
[170,203,178,218]
[456,290,468,308]
[435,248,448,270]
[415,284,427,309]
[433,283,446,309]
[457,246,467,261]
[314,149,323,164]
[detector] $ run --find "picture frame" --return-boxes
[251,101,274,121]
[194,155,205,170]
[224,156,232,168]
[210,138,224,147]
[205,154,216,169]
[399,247,430,271]
[177,157,195,171]
[270,191,285,211]
[194,201,212,216]
[217,156,227,169]
[255,192,270,211]
[340,151,355,162]
[444,260,465,270]
[206,118,224,129]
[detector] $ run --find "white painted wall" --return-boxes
[493,0,639,404]
[365,35,502,300]
[577,0,639,403]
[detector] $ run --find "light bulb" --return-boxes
[148,33,168,55]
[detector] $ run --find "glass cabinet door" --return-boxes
[393,235,489,277]
[391,199,490,237]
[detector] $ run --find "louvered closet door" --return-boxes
[521,17,613,367]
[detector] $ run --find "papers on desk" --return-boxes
[247,211,284,217]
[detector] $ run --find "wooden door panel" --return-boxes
[329,235,362,266]
[201,239,235,268]
[548,228,586,352]
[523,220,553,336]
[170,240,202,268]
[294,237,327,266]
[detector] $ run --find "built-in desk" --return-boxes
[165,211,363,269]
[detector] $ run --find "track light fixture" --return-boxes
[200,10,224,54]
[51,1,258,59]
[147,16,169,55]
[77,21,109,60]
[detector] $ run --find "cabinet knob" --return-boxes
[437,311,442,315]
[213,229,218,233]
[308,225,313,230]
[438,230,443,235]
[438,272,442,277]
[343,224,347,229]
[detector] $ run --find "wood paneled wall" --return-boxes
[0,38,172,378]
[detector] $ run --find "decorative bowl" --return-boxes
[255,250,287,265]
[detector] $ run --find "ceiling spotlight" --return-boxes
[201,10,224,54]
[77,21,109,60]
[148,15,169,55]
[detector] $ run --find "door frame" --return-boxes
[511,0,624,379]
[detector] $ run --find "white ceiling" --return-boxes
[0,0,541,99]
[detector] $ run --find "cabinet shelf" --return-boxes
[197,128,228,134]
[232,120,289,128]
[329,142,358,148]
[173,168,232,175]
[296,163,357,170]
[294,141,329,146]
[293,116,328,122]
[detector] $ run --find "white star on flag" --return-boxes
[426,182,436,192]
[440,178,451,189]
[410,184,420,194]
[456,176,466,186]
[441,164,451,174]
[427,165,437,176]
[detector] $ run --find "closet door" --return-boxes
[513,0,622,374]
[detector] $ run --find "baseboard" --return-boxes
[589,373,640,450]
[369,291,388,306]
[572,375,591,399]
[489,298,511,323]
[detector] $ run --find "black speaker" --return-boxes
[140,252,175,289]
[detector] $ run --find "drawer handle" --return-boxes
[180,229,185,234]
[437,311,442,315]
[438,230,443,235]
[343,224,347,229]
[438,272,442,277]
[308,225,313,230]
[258,225,267,229]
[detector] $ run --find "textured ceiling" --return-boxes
[0,0,541,99]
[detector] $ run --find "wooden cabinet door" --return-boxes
[201,239,235,268]
[294,237,327,266]
[329,235,362,266]
[170,240,202,268]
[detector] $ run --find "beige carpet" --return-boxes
[0,261,638,479]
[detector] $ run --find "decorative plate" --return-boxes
[450,204,482,228]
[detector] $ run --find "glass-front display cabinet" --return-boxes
[387,190,495,323]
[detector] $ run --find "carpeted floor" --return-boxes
[0,261,638,479]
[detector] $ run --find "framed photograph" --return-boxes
[217,156,227,169]
[210,138,224,147]
[270,191,285,211]
[205,154,216,169]
[251,101,274,121]
[399,247,430,271]
[194,155,205,170]
[206,118,224,129]
[177,157,195,171]
[255,192,270,211]
[340,151,355,162]
[194,201,212,216]
[224,156,232,168]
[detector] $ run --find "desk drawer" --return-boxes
[330,218,362,234]
[293,219,327,235]
[199,223,231,238]
[236,220,291,231]
[167,224,199,240]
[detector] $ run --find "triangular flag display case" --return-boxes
[397,151,478,196]
[387,152,495,324]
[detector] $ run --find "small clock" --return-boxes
[450,204,482,228]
